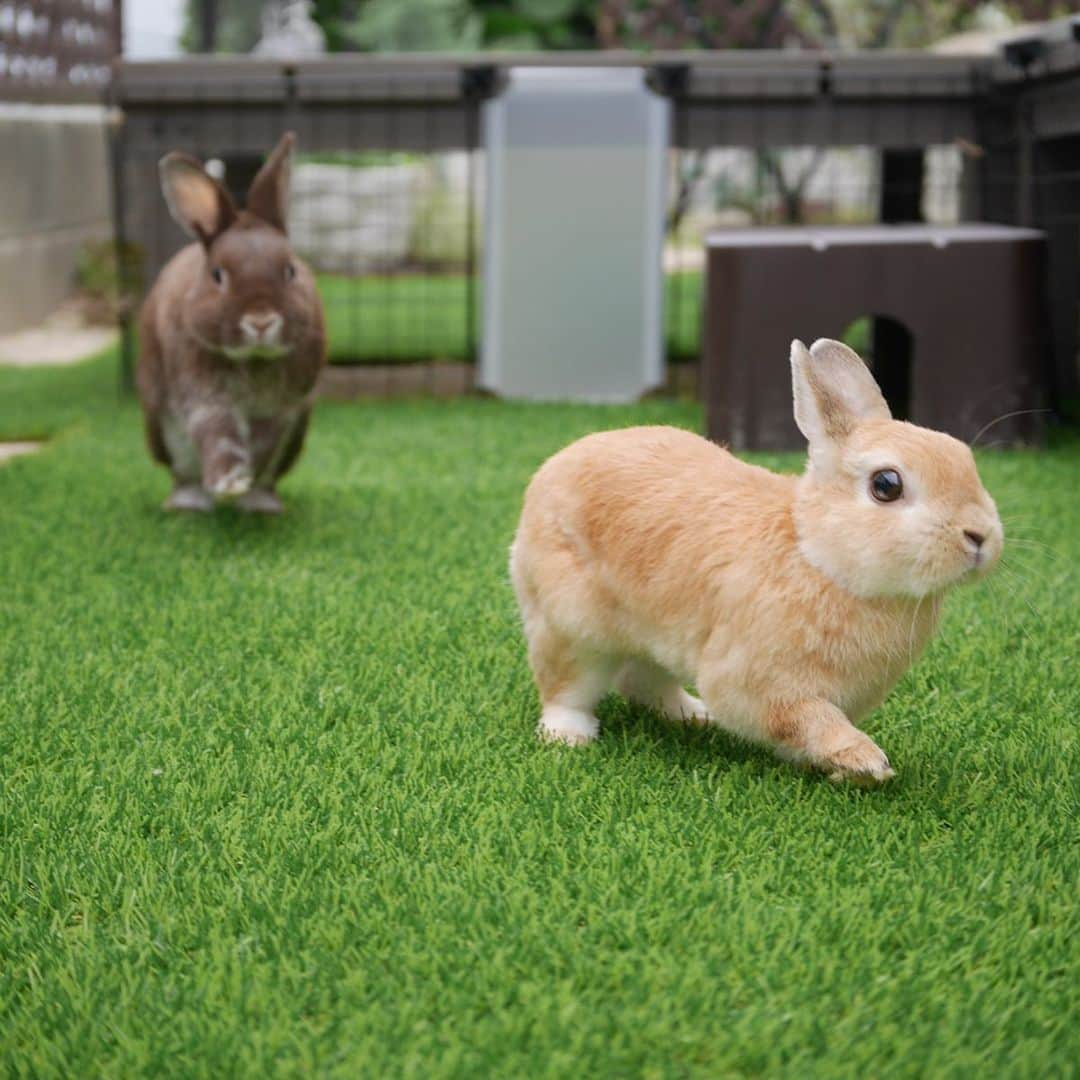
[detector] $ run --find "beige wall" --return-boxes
[0,104,113,334]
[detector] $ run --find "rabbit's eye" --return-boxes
[283,263,296,282]
[210,266,226,287]
[870,469,903,503]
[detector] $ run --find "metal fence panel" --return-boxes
[109,48,1080,405]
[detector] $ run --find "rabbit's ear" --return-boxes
[159,153,236,245]
[791,338,890,452]
[246,131,295,233]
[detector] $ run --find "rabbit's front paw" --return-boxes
[825,733,895,786]
[164,485,213,513]
[208,464,253,499]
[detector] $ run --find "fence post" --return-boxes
[461,66,498,371]
[107,93,135,394]
[199,0,218,53]
[649,64,689,368]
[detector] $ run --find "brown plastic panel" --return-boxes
[702,226,1049,450]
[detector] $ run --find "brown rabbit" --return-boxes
[136,132,326,513]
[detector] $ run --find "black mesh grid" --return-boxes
[110,50,1080,406]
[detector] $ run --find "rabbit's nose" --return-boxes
[963,529,985,551]
[240,311,284,344]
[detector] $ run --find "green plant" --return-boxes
[348,0,483,51]
[74,240,144,320]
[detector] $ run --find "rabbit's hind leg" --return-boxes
[616,659,713,727]
[237,412,309,514]
[266,409,310,485]
[526,616,618,747]
[165,484,213,512]
[236,489,284,515]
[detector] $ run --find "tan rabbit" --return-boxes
[137,132,326,513]
[510,339,1003,783]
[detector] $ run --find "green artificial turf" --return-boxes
[318,270,703,363]
[0,353,1076,1078]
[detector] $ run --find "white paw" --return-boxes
[236,489,284,515]
[164,485,213,512]
[825,733,895,786]
[209,465,253,499]
[538,706,598,747]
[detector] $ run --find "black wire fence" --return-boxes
[110,39,1080,407]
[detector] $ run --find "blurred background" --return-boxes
[0,0,1077,432]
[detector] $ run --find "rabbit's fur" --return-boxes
[510,339,1003,783]
[137,132,325,513]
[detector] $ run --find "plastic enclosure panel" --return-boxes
[481,67,669,402]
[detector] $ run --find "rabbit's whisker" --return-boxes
[968,409,1051,448]
[997,562,1045,627]
[990,574,1040,650]
[999,520,1045,531]
[1003,538,1060,560]
[984,575,1015,644]
[1000,557,1040,587]
[907,594,926,668]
